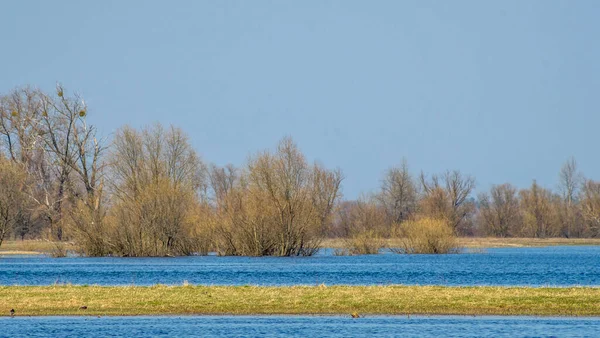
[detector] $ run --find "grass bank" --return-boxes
[1,285,599,317]
[322,237,600,250]
[458,237,600,248]
[2,237,600,256]
[0,240,76,255]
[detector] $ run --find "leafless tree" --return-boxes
[209,163,238,209]
[0,87,45,164]
[340,196,388,254]
[36,86,108,250]
[519,180,559,238]
[376,159,417,225]
[477,183,521,237]
[0,86,99,241]
[557,157,584,237]
[0,157,27,247]
[212,137,342,256]
[312,163,343,235]
[0,88,49,238]
[581,180,600,237]
[247,137,320,256]
[107,123,208,256]
[419,170,476,234]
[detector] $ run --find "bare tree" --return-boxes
[108,123,208,256]
[209,164,238,208]
[0,87,45,164]
[333,200,357,238]
[312,163,343,235]
[477,183,521,237]
[581,180,600,237]
[247,137,319,256]
[0,88,51,239]
[420,170,476,234]
[0,86,100,241]
[376,159,417,225]
[557,157,584,237]
[0,157,27,247]
[3,85,111,244]
[33,85,82,240]
[339,196,388,254]
[37,86,108,252]
[559,158,582,204]
[213,171,276,256]
[519,180,559,238]
[212,137,342,256]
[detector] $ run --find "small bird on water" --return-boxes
[10,309,15,317]
[351,312,360,318]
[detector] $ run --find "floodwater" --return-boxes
[1,246,599,286]
[1,315,599,338]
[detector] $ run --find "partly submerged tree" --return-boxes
[0,85,107,242]
[212,137,343,256]
[107,123,209,256]
[0,157,27,247]
[581,180,600,237]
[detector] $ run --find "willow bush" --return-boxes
[337,198,387,255]
[344,230,385,255]
[70,124,211,257]
[392,218,458,254]
[211,138,342,256]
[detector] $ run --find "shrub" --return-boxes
[49,242,68,258]
[334,197,388,255]
[212,138,342,257]
[392,218,458,254]
[343,230,385,255]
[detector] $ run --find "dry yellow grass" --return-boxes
[2,237,600,256]
[0,250,42,255]
[1,285,599,316]
[458,237,600,248]
[0,240,76,255]
[322,237,600,249]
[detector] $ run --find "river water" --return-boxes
[1,246,599,286]
[1,315,599,337]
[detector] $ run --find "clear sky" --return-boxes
[1,0,599,198]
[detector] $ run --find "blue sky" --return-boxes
[1,0,599,198]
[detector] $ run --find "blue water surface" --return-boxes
[1,246,599,286]
[2,315,599,338]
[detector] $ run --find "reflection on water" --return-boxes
[1,246,599,286]
[2,315,599,338]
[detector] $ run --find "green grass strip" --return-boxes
[2,285,600,316]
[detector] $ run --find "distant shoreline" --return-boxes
[323,237,600,249]
[1,285,599,317]
[2,238,600,256]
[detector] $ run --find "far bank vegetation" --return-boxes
[1,85,600,256]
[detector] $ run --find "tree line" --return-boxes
[1,86,599,256]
